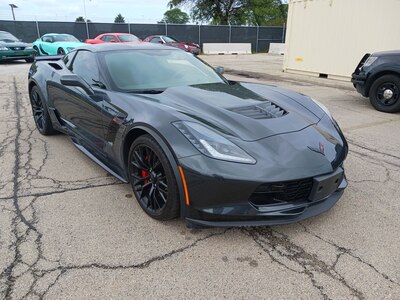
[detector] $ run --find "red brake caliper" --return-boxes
[141,155,150,184]
[141,170,149,184]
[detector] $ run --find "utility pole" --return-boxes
[9,4,18,21]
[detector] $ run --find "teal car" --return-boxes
[32,33,85,56]
[0,31,35,63]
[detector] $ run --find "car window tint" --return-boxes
[162,36,178,43]
[71,50,99,85]
[63,52,75,69]
[102,49,225,91]
[101,35,116,42]
[150,37,162,43]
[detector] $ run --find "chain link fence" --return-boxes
[0,20,285,52]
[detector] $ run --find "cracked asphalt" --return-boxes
[0,54,399,299]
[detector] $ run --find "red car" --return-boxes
[85,33,141,44]
[144,35,200,55]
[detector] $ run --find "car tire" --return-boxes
[33,46,40,56]
[25,58,34,63]
[29,86,57,135]
[369,74,400,113]
[128,135,180,220]
[57,48,65,55]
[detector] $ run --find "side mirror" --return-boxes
[110,39,116,43]
[158,40,164,44]
[60,74,94,96]
[215,66,225,75]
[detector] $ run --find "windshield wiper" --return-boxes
[127,89,165,94]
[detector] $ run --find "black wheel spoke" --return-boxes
[130,144,169,213]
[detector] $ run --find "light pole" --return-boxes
[9,4,18,21]
[83,0,90,39]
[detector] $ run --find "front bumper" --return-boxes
[0,50,35,62]
[180,158,347,227]
[351,72,368,97]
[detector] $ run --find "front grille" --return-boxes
[9,47,25,51]
[249,178,313,206]
[230,101,287,119]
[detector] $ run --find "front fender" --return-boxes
[120,124,189,218]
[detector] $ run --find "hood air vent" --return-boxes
[229,102,287,119]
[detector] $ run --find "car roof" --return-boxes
[42,33,73,36]
[77,42,178,52]
[99,33,134,35]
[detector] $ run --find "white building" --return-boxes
[283,0,400,81]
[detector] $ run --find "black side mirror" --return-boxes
[60,74,94,96]
[215,66,225,75]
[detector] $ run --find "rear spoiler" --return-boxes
[35,55,64,61]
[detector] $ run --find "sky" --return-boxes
[0,0,187,23]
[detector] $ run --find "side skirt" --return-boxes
[71,138,128,183]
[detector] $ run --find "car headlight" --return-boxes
[173,121,256,164]
[312,98,333,120]
[25,46,33,50]
[0,46,9,51]
[363,56,378,67]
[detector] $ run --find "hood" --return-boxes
[372,50,400,57]
[168,42,199,48]
[135,82,326,142]
[53,41,85,48]
[0,40,31,48]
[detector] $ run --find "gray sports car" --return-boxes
[28,43,348,227]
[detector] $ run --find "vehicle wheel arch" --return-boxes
[367,71,400,96]
[122,124,187,217]
[28,80,37,94]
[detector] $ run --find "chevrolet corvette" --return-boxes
[28,43,348,227]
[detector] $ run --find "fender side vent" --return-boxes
[229,102,287,119]
[48,63,62,70]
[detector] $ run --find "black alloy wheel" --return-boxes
[29,86,57,135]
[128,135,179,220]
[33,46,40,56]
[370,75,400,113]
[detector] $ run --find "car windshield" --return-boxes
[51,34,79,42]
[163,36,179,43]
[101,49,225,91]
[118,34,140,42]
[0,32,19,42]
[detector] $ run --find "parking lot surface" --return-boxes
[0,55,399,299]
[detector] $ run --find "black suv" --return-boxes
[352,51,400,113]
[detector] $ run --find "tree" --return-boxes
[169,0,246,25]
[75,16,85,22]
[169,0,287,25]
[114,13,125,23]
[242,0,287,26]
[160,8,189,24]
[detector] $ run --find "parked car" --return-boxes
[144,35,200,55]
[0,31,35,63]
[32,33,85,56]
[28,43,348,227]
[85,33,141,44]
[351,51,400,113]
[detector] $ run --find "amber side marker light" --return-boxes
[178,165,190,206]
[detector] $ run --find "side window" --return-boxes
[71,51,99,85]
[63,52,76,69]
[150,37,162,43]
[101,35,115,42]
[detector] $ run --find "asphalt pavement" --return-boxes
[0,55,399,299]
